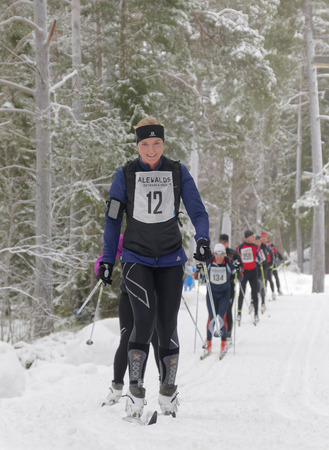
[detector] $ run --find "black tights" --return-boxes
[122,263,184,386]
[238,268,258,314]
[113,282,159,385]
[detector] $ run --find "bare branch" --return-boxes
[0,107,35,116]
[0,164,36,173]
[0,1,33,22]
[0,78,34,95]
[0,15,42,34]
[46,20,57,50]
[0,286,60,319]
[191,11,223,48]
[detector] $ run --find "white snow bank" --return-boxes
[64,318,119,366]
[0,341,26,398]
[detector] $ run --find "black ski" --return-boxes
[123,410,157,426]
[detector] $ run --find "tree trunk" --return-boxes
[33,0,54,337]
[295,69,303,272]
[304,0,325,293]
[95,0,103,80]
[69,0,82,306]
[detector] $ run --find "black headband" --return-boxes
[135,124,165,143]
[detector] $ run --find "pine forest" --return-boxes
[1,0,329,342]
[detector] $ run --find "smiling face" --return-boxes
[137,137,164,170]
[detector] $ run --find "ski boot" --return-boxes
[219,340,227,360]
[200,340,212,360]
[158,383,179,417]
[272,292,277,301]
[254,314,260,325]
[125,385,146,419]
[261,303,266,314]
[104,381,123,406]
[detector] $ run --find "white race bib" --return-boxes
[133,171,175,224]
[241,247,253,263]
[210,266,227,285]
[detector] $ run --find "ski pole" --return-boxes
[73,279,103,317]
[193,272,200,353]
[202,262,221,337]
[182,295,207,348]
[281,264,291,295]
[86,282,104,345]
[233,272,238,355]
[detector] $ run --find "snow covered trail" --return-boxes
[1,272,329,450]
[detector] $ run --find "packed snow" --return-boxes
[1,269,329,450]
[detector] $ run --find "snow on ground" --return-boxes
[1,270,329,450]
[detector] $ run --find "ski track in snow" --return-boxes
[1,272,329,450]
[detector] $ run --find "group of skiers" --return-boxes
[94,116,284,423]
[200,230,284,361]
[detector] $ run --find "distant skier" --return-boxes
[184,259,196,291]
[202,243,238,358]
[218,233,243,342]
[270,243,284,295]
[254,235,268,313]
[236,230,260,324]
[260,232,276,300]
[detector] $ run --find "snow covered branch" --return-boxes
[279,92,308,109]
[0,107,35,116]
[319,115,329,121]
[0,15,42,34]
[0,1,33,22]
[163,72,200,96]
[50,103,78,123]
[0,286,60,319]
[0,78,35,96]
[50,70,77,93]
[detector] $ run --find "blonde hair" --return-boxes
[134,117,163,130]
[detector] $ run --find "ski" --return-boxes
[123,410,157,426]
[219,351,227,360]
[200,351,211,360]
[102,398,119,407]
[219,341,233,360]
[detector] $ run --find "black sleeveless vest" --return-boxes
[122,156,182,257]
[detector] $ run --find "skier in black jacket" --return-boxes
[218,234,243,342]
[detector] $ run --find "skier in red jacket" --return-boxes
[236,230,260,324]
